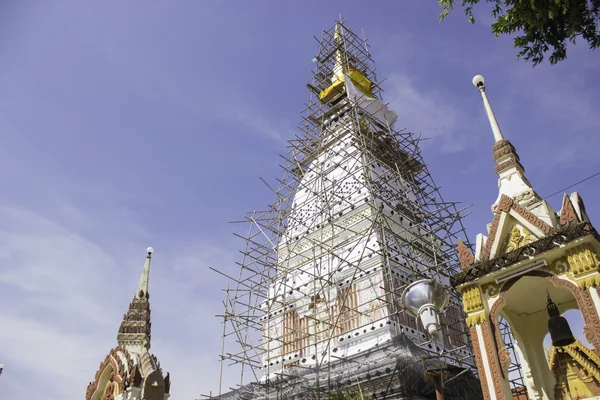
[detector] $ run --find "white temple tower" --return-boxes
[214,19,482,399]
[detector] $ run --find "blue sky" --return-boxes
[0,2,598,399]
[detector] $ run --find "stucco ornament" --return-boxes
[505,225,535,253]
[462,285,486,326]
[103,373,117,400]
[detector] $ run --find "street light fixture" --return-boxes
[401,279,449,347]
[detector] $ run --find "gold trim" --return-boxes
[568,244,600,278]
[462,285,486,326]
[462,285,484,313]
[466,312,486,327]
[505,225,535,254]
[543,245,600,289]
[548,339,600,383]
[575,274,600,290]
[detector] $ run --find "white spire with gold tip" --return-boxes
[472,75,505,143]
[137,246,153,298]
[471,75,557,232]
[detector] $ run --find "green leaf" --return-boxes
[436,0,600,65]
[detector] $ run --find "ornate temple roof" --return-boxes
[86,345,171,400]
[117,247,154,350]
[548,339,600,399]
[451,76,597,288]
[86,248,170,400]
[451,222,599,287]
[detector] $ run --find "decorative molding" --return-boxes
[470,325,491,400]
[560,193,580,227]
[118,295,152,349]
[488,289,512,379]
[86,349,126,400]
[496,194,553,235]
[545,245,600,289]
[462,285,484,317]
[481,282,501,298]
[492,140,518,162]
[466,312,487,327]
[573,275,600,291]
[482,212,502,261]
[545,258,570,276]
[513,203,552,236]
[494,158,521,174]
[481,321,508,399]
[165,372,171,394]
[492,190,538,214]
[460,284,487,327]
[566,244,600,288]
[513,189,537,205]
[505,225,535,254]
[491,140,525,175]
[452,222,598,287]
[278,209,372,263]
[458,238,475,271]
[495,194,514,214]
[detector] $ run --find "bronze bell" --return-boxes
[547,293,575,347]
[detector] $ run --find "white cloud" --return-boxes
[0,199,238,400]
[506,52,600,170]
[232,109,295,144]
[0,206,123,327]
[385,72,472,153]
[0,205,124,398]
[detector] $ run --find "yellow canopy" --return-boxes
[318,69,374,103]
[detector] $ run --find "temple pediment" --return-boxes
[481,195,552,261]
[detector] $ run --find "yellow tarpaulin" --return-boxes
[318,68,374,103]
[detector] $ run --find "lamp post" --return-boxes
[422,356,449,400]
[401,279,449,347]
[401,279,450,400]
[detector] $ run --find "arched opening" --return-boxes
[496,275,580,399]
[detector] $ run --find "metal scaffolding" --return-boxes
[209,18,482,400]
[499,317,529,398]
